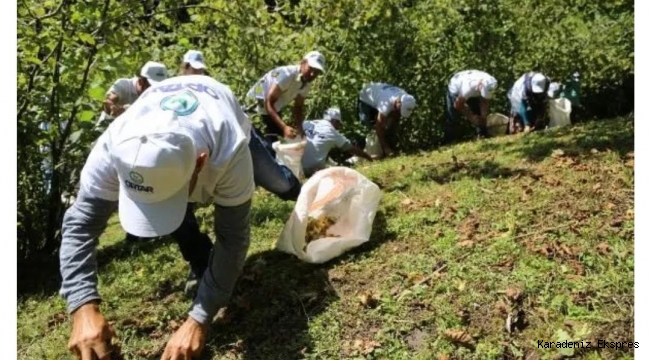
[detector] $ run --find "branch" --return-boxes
[123,4,249,25]
[21,0,65,24]
[60,0,112,153]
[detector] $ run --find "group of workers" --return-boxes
[60,48,564,360]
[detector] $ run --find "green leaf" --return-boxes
[32,7,45,17]
[69,129,84,144]
[78,110,96,123]
[25,56,42,65]
[89,87,106,101]
[78,33,95,45]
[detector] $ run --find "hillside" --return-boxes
[18,116,634,360]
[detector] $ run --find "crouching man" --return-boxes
[302,107,373,177]
[59,75,255,360]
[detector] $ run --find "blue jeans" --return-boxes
[248,127,302,201]
[512,100,544,128]
[444,91,486,142]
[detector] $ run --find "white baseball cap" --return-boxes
[183,50,207,70]
[110,110,197,237]
[548,82,561,97]
[400,94,416,118]
[531,73,549,94]
[323,107,341,122]
[140,61,168,84]
[303,51,326,73]
[480,76,498,99]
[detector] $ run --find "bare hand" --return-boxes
[68,302,116,360]
[160,317,207,360]
[283,125,298,139]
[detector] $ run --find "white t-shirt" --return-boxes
[246,65,311,114]
[81,75,254,207]
[448,70,493,99]
[97,77,140,125]
[301,120,352,174]
[507,74,527,105]
[358,83,406,116]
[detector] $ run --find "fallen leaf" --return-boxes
[536,308,550,322]
[435,198,441,207]
[47,312,67,329]
[590,148,599,154]
[353,339,364,349]
[362,340,381,355]
[605,203,616,210]
[444,329,475,346]
[408,272,425,284]
[610,219,623,228]
[596,242,611,255]
[494,258,514,270]
[551,149,566,158]
[458,240,475,248]
[358,292,379,308]
[559,244,573,256]
[458,309,470,324]
[506,287,522,302]
[457,281,466,291]
[592,183,601,191]
[401,198,413,206]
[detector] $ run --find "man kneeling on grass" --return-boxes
[302,107,374,177]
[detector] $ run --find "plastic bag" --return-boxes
[485,113,509,136]
[275,167,382,264]
[364,131,383,157]
[272,138,306,180]
[548,98,572,128]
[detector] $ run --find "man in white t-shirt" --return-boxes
[241,51,325,201]
[444,70,498,143]
[59,75,254,360]
[357,83,416,158]
[301,108,373,177]
[96,61,168,129]
[246,51,325,140]
[180,49,207,75]
[507,71,551,133]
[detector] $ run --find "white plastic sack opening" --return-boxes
[364,131,383,157]
[486,113,509,136]
[272,137,306,180]
[276,167,382,264]
[548,98,572,128]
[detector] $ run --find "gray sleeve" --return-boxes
[59,189,117,313]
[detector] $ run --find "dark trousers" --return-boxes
[171,203,213,277]
[444,92,487,143]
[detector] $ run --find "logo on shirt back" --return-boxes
[160,91,200,116]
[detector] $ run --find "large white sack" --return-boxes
[275,167,382,264]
